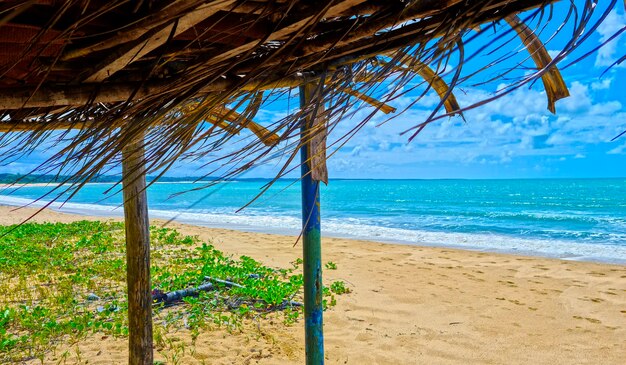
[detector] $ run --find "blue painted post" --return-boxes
[299,83,324,365]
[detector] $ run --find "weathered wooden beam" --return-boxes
[0,110,280,149]
[0,83,167,109]
[83,0,236,82]
[0,74,317,109]
[121,130,153,365]
[299,81,325,365]
[0,120,88,132]
[0,114,229,133]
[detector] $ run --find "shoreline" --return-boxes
[3,203,624,272]
[1,194,625,265]
[0,205,624,364]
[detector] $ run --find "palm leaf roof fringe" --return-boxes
[0,0,618,192]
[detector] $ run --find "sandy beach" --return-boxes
[1,205,624,364]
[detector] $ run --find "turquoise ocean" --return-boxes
[1,178,625,264]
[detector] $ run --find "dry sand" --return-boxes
[1,205,624,364]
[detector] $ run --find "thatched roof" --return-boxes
[0,0,615,191]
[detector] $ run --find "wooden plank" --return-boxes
[121,131,153,365]
[84,0,236,82]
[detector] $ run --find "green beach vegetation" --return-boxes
[0,221,348,363]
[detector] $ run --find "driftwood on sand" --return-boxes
[151,276,302,309]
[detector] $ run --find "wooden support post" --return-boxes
[121,132,153,365]
[299,83,325,365]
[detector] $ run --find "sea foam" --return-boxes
[1,194,625,264]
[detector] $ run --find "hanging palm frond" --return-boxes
[0,0,619,203]
[505,14,569,113]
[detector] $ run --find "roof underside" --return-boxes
[1,0,607,189]
[0,0,553,113]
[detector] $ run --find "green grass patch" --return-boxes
[0,220,349,363]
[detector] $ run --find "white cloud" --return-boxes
[0,162,36,174]
[349,145,362,157]
[595,10,626,67]
[547,50,560,59]
[321,74,626,172]
[560,81,593,112]
[591,78,612,90]
[548,49,568,63]
[590,100,622,115]
[607,142,626,155]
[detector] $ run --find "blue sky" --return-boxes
[272,2,626,180]
[4,2,626,180]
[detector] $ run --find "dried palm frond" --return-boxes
[505,14,569,113]
[0,0,619,206]
[391,56,463,116]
